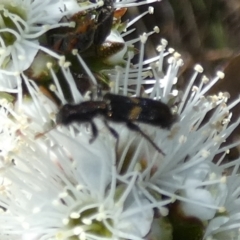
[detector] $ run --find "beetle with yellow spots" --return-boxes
[57,93,177,155]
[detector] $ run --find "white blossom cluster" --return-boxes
[0,1,240,240]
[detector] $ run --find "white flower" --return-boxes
[0,70,155,239]
[0,0,104,89]
[2,33,240,239]
[88,37,240,239]
[1,1,240,239]
[0,0,160,93]
[203,174,240,239]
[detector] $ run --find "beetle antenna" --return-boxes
[137,128,166,156]
[35,125,57,139]
[126,122,165,156]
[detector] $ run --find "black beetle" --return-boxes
[57,93,177,155]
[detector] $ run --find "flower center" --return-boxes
[65,206,113,239]
[0,3,26,47]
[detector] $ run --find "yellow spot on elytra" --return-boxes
[129,106,142,120]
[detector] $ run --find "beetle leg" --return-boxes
[89,121,98,143]
[104,121,119,139]
[126,122,165,156]
[96,86,102,99]
[103,120,119,154]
